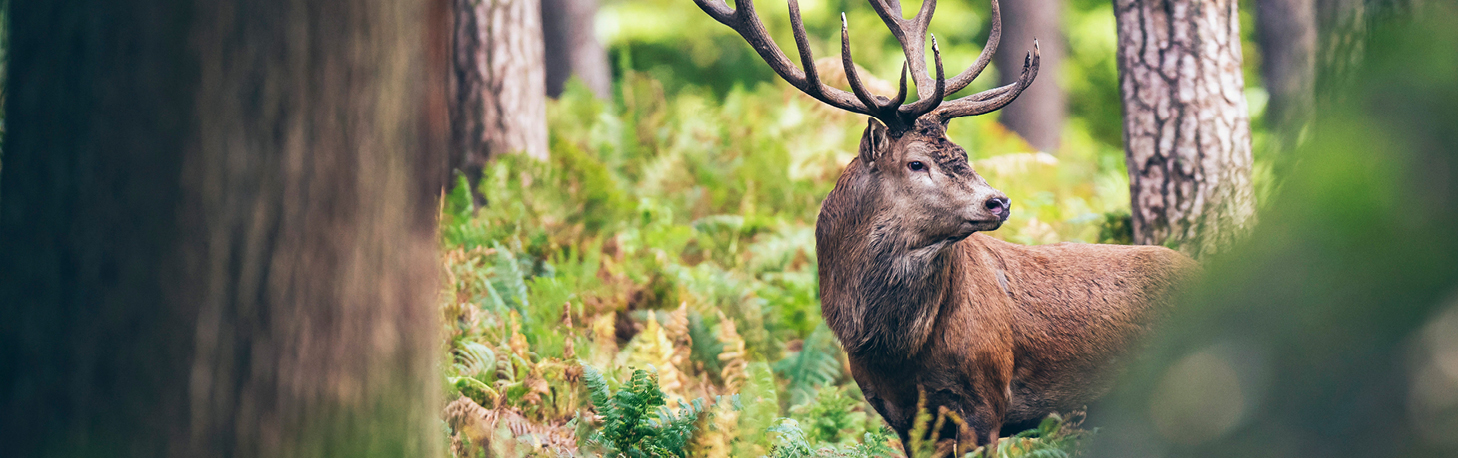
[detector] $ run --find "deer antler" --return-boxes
[693,0,1039,129]
[692,0,894,118]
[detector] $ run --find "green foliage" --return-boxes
[789,386,867,445]
[767,419,816,458]
[1097,211,1133,245]
[734,361,783,457]
[767,419,898,458]
[583,365,726,458]
[775,323,844,407]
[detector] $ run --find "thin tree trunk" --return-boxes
[1113,0,1256,257]
[996,0,1067,153]
[452,0,549,205]
[1256,0,1317,153]
[543,0,612,99]
[0,1,445,457]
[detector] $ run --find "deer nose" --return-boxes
[985,197,1011,218]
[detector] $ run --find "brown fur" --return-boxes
[816,118,1197,450]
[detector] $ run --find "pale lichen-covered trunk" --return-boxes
[0,1,446,456]
[1113,0,1256,257]
[451,0,548,202]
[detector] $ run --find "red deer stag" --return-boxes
[692,0,1198,453]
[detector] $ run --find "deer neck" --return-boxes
[817,163,959,361]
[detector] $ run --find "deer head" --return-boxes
[692,0,1038,246]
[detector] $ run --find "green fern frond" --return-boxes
[767,418,815,458]
[775,324,843,406]
[453,341,496,379]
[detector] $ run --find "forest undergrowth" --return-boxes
[437,70,1126,457]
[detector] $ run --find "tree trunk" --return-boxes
[452,0,549,205]
[996,0,1067,153]
[1256,0,1317,153]
[543,0,612,99]
[0,1,445,457]
[1113,0,1257,257]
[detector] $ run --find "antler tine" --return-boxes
[691,0,873,114]
[944,0,1001,95]
[891,62,909,107]
[788,0,825,98]
[691,0,734,23]
[841,13,886,115]
[936,40,1041,120]
[899,34,946,119]
[867,0,939,100]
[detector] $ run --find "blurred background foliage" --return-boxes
[440,0,1276,455]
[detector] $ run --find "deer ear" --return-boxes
[859,117,890,167]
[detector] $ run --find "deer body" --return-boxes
[818,155,1195,446]
[693,0,1197,450]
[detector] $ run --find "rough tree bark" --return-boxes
[452,0,549,205]
[543,0,612,99]
[996,0,1067,153]
[1256,0,1317,152]
[1113,0,1256,257]
[0,1,446,457]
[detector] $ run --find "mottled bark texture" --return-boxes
[1113,0,1256,257]
[996,0,1067,153]
[0,1,446,457]
[543,0,612,99]
[452,0,549,205]
[1256,0,1317,152]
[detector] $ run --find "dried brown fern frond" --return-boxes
[664,303,694,379]
[715,310,748,391]
[622,314,684,400]
[444,395,578,458]
[690,397,739,458]
[588,313,618,370]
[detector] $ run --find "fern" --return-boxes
[768,419,816,458]
[767,418,897,458]
[774,323,843,406]
[688,310,725,378]
[582,364,727,458]
[453,340,496,380]
[489,241,532,318]
[904,394,942,458]
[790,385,865,445]
[847,427,897,458]
[733,362,781,457]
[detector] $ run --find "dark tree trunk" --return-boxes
[543,0,612,99]
[451,0,549,206]
[0,1,445,457]
[996,0,1067,153]
[1113,0,1257,257]
[1256,0,1318,153]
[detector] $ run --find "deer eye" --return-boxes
[907,161,926,172]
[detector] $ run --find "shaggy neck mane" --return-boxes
[817,160,956,361]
